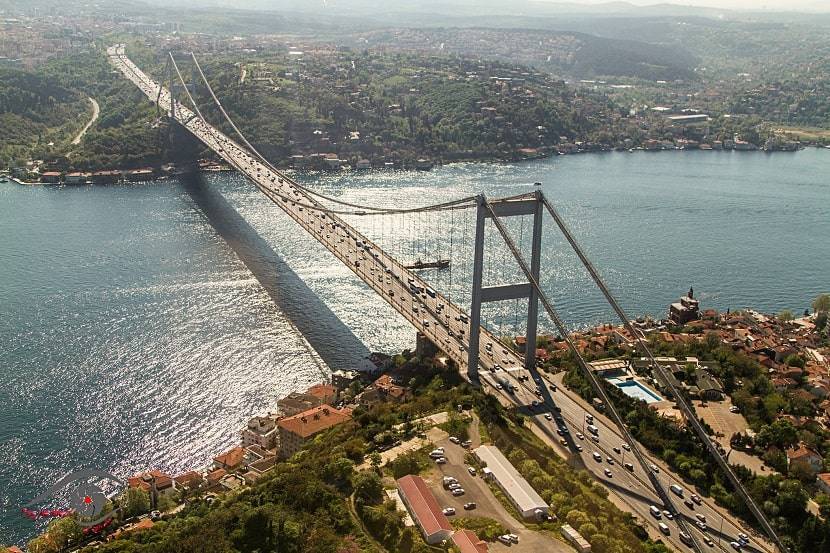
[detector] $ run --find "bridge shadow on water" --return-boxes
[179,170,374,373]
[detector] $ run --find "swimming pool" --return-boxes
[607,378,664,404]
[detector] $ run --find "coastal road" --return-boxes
[71,97,99,146]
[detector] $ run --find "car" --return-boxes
[704,537,714,547]
[449,436,460,444]
[560,439,568,446]
[649,463,659,473]
[452,488,465,496]
[507,534,519,544]
[624,462,634,471]
[443,507,456,516]
[448,483,462,490]
[684,498,695,509]
[730,541,742,551]
[557,428,565,436]
[468,466,477,476]
[497,535,512,545]
[738,533,749,544]
[462,440,473,448]
[662,510,673,520]
[696,514,707,524]
[464,502,477,510]
[691,494,702,505]
[606,457,614,465]
[550,384,558,391]
[621,443,631,451]
[593,451,602,462]
[613,446,621,454]
[729,406,741,413]
[435,457,447,464]
[575,445,583,452]
[604,468,613,477]
[650,506,662,519]
[590,435,600,444]
[544,413,553,421]
[576,433,584,440]
[696,521,708,531]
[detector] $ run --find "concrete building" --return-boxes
[396,475,453,545]
[277,391,323,416]
[241,414,280,450]
[588,358,627,377]
[473,445,549,520]
[276,404,352,459]
[669,288,700,325]
[331,369,361,391]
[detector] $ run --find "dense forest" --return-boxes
[0,67,87,167]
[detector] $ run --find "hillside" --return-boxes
[0,67,88,167]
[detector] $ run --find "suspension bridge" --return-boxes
[107,44,786,553]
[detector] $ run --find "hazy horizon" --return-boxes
[553,0,830,12]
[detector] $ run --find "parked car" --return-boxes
[443,507,456,516]
[467,466,477,476]
[463,502,477,510]
[452,488,465,496]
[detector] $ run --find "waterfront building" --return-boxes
[278,391,323,416]
[241,414,280,450]
[396,475,453,545]
[669,287,700,325]
[473,445,549,520]
[213,446,246,471]
[276,404,352,459]
[331,369,361,391]
[39,171,62,184]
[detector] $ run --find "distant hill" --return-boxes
[346,27,698,81]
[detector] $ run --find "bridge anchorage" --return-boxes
[108,44,788,553]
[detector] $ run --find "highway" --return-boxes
[107,45,773,553]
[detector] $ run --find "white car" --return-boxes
[604,468,613,477]
[452,488,465,496]
[449,436,460,444]
[443,507,456,516]
[435,457,447,464]
[649,463,659,473]
[498,535,512,545]
[507,534,519,544]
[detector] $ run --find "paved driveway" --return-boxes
[424,429,569,552]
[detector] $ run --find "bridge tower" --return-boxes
[468,190,543,380]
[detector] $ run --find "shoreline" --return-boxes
[3,144,827,187]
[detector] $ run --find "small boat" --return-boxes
[533,181,542,186]
[405,258,450,270]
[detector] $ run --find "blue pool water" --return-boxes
[608,379,664,403]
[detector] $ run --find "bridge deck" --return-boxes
[106,45,514,379]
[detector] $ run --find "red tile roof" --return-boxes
[277,404,351,439]
[452,529,489,553]
[307,383,337,403]
[396,475,452,539]
[214,446,245,469]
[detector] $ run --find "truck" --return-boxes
[670,484,684,497]
[592,398,605,411]
[587,424,599,436]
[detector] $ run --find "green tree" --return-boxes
[813,294,830,314]
[778,309,794,322]
[45,517,81,549]
[122,487,150,518]
[353,470,384,506]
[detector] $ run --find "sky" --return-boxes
[561,0,830,11]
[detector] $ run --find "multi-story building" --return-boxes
[276,404,352,459]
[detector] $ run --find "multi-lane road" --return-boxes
[108,45,773,553]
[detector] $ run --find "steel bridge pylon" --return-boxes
[468,190,543,380]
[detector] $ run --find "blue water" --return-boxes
[1,148,829,545]
[609,379,664,403]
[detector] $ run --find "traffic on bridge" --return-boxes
[107,44,779,553]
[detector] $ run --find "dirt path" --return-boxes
[71,97,99,145]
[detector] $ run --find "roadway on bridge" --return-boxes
[107,45,772,553]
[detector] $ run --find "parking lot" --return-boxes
[425,432,569,552]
